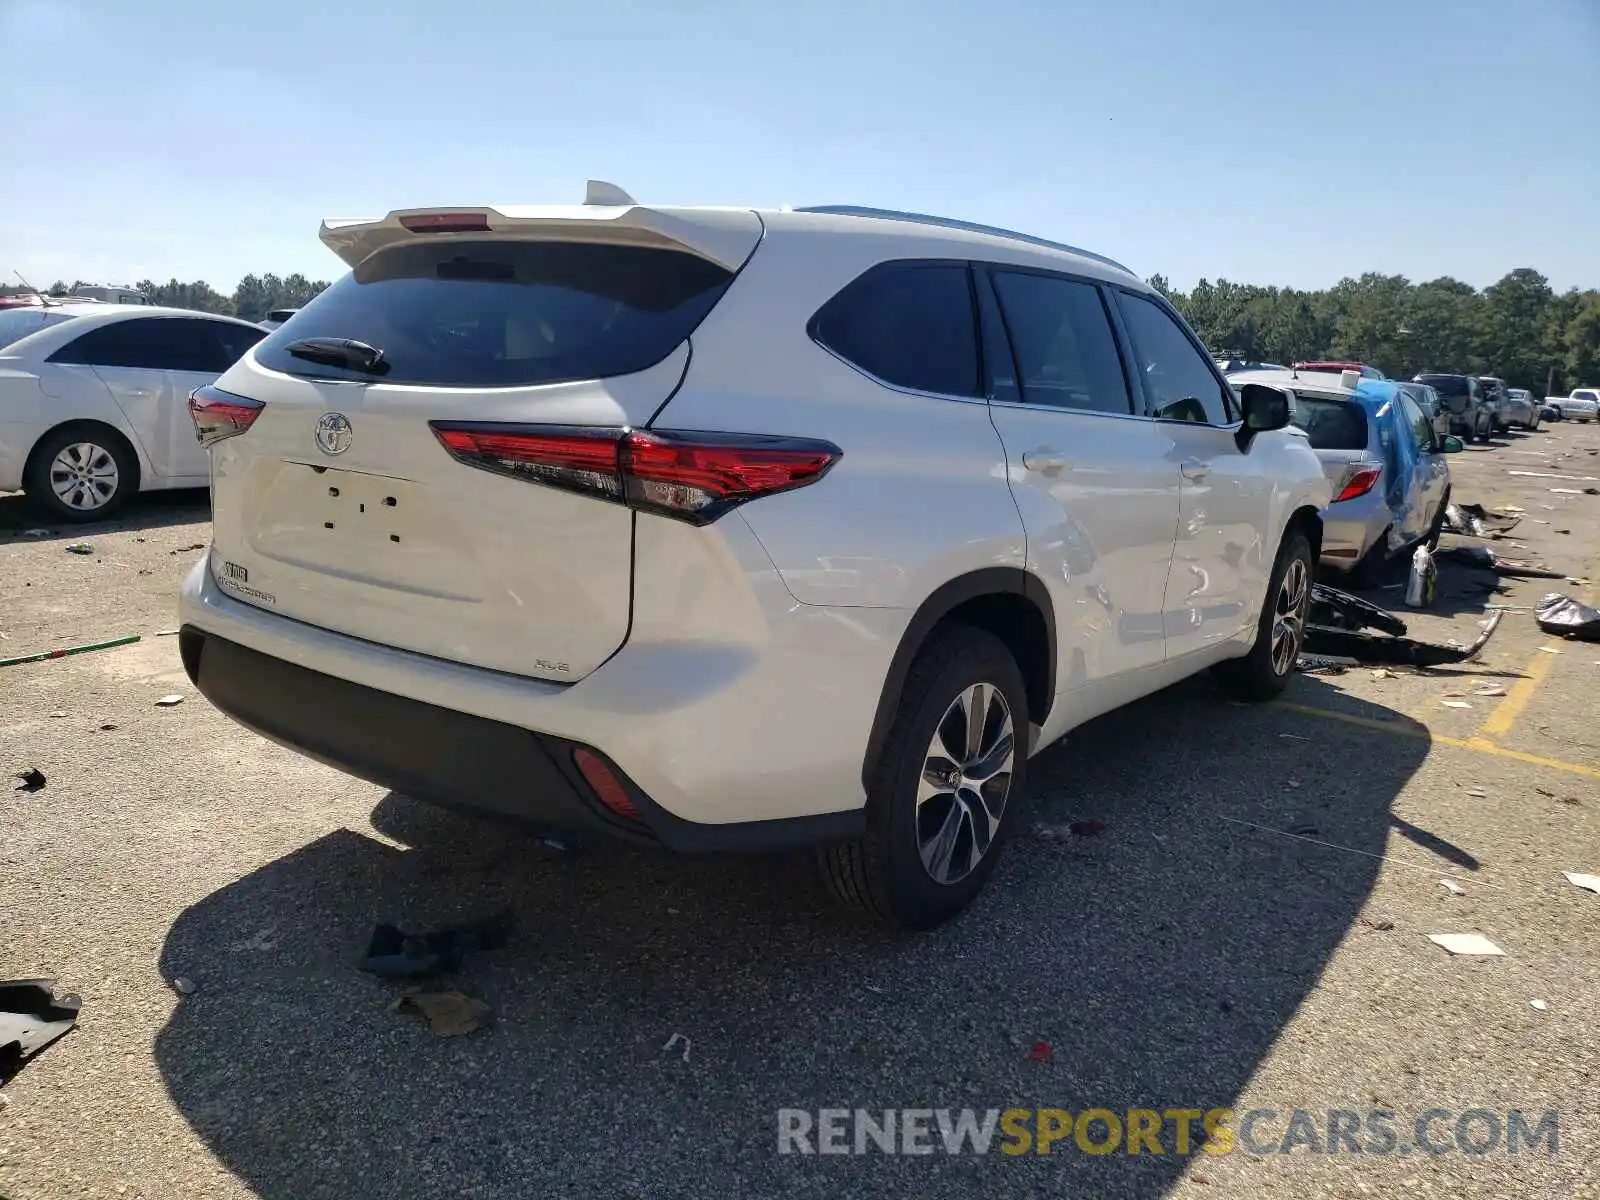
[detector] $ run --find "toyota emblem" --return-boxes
[315,412,353,456]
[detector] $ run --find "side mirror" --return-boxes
[1439,435,1465,454]
[1236,383,1291,449]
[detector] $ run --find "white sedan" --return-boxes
[0,303,265,520]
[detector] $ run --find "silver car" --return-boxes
[1505,388,1542,431]
[1233,370,1461,584]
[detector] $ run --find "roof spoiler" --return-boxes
[319,182,760,272]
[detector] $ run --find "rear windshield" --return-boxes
[1290,394,1369,449]
[0,308,78,351]
[253,240,734,387]
[1417,375,1466,397]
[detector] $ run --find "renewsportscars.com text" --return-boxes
[776,1107,1559,1157]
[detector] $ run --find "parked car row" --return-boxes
[1545,387,1599,422]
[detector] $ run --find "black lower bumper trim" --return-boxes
[179,627,864,854]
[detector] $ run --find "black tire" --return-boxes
[819,625,1028,930]
[23,424,138,523]
[1212,529,1314,703]
[1425,489,1451,552]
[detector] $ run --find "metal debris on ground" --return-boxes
[1439,879,1466,896]
[1427,933,1505,957]
[155,694,185,706]
[0,979,81,1082]
[359,910,513,979]
[1465,788,1487,798]
[1302,584,1502,666]
[391,989,491,1037]
[13,768,46,793]
[662,1032,692,1063]
[1562,872,1600,896]
[0,633,141,669]
[1404,545,1437,608]
[1533,594,1600,642]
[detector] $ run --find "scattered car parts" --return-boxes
[0,980,81,1081]
[1302,584,1503,667]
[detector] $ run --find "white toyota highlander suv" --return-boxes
[178,185,1330,928]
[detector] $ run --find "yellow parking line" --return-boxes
[1475,564,1594,742]
[1274,701,1600,779]
[1477,648,1559,738]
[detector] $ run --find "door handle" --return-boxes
[1180,459,1209,481]
[1022,448,1071,475]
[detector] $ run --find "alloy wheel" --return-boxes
[1270,556,1310,677]
[916,682,1015,885]
[49,442,120,512]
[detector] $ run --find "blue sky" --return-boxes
[3,0,1596,295]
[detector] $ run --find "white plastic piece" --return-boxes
[1438,879,1465,895]
[1428,933,1504,956]
[1563,872,1600,895]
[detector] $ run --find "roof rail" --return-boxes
[794,205,1136,276]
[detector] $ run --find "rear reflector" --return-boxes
[188,385,264,447]
[573,748,640,822]
[1333,466,1381,503]
[430,424,840,524]
[399,212,491,233]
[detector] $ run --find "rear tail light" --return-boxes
[188,385,264,447]
[430,424,840,524]
[1333,465,1381,503]
[573,748,641,822]
[399,212,491,233]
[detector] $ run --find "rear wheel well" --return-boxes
[23,420,143,493]
[1284,505,1322,563]
[862,569,1055,789]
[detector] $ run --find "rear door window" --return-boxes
[810,261,980,397]
[1290,394,1369,449]
[253,240,734,387]
[50,318,167,369]
[1115,292,1234,424]
[988,271,1132,415]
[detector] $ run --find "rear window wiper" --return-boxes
[284,337,391,376]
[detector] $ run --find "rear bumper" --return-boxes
[1318,498,1388,568]
[179,624,865,852]
[178,553,900,848]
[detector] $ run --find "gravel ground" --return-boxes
[2,424,1598,1199]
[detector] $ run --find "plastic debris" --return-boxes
[155,694,185,706]
[65,542,94,555]
[1027,1041,1053,1063]
[1471,682,1508,696]
[1427,933,1504,956]
[1438,879,1466,896]
[1372,668,1399,680]
[13,769,45,793]
[1534,594,1600,642]
[1536,647,1561,655]
[662,1032,692,1062]
[47,710,66,718]
[1304,584,1503,666]
[1465,788,1487,798]
[360,911,512,979]
[1440,700,1473,709]
[1530,999,1548,1012]
[172,977,197,996]
[0,980,81,1081]
[1563,872,1600,895]
[1404,545,1437,608]
[392,989,491,1037]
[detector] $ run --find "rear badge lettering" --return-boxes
[218,564,276,607]
[535,659,571,675]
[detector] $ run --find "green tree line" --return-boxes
[1148,268,1600,396]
